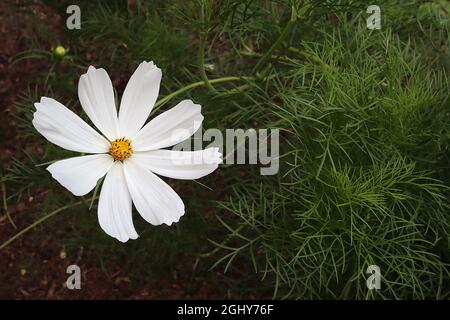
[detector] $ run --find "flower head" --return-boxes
[32,61,222,242]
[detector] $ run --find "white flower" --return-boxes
[32,61,222,242]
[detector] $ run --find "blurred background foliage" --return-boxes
[0,0,449,298]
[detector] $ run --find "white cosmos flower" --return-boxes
[32,61,222,242]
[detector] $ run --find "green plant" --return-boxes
[1,0,449,299]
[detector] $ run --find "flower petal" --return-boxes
[47,154,113,196]
[78,66,119,141]
[132,148,222,180]
[98,161,138,242]
[32,97,110,153]
[132,100,203,151]
[118,61,162,137]
[123,158,185,226]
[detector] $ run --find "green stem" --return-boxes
[152,76,247,113]
[240,50,294,63]
[220,73,278,96]
[0,197,96,251]
[1,181,16,229]
[288,46,321,63]
[198,32,217,94]
[251,5,298,74]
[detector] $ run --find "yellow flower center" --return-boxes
[110,138,133,161]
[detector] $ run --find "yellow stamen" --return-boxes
[110,138,133,161]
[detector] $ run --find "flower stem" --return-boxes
[152,76,246,113]
[251,5,299,74]
[198,32,218,94]
[0,197,96,251]
[1,181,16,229]
[240,50,294,63]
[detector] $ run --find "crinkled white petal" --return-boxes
[78,66,119,141]
[132,100,203,151]
[98,161,138,243]
[123,158,185,226]
[118,61,162,138]
[32,97,110,153]
[132,148,222,180]
[47,154,114,196]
